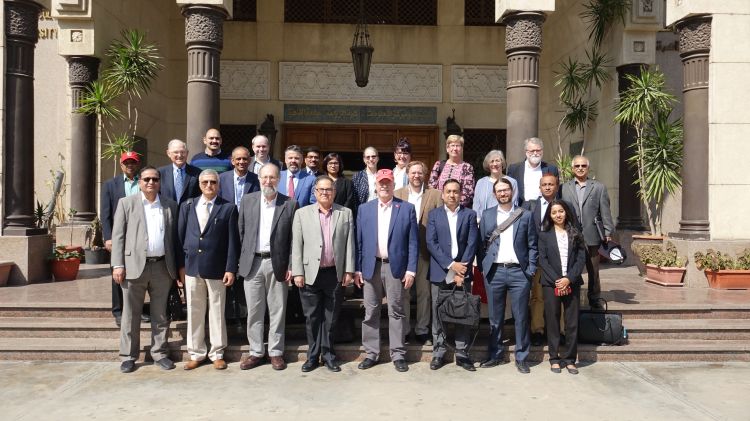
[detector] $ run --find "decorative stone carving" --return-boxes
[280,62,442,103]
[451,65,508,103]
[68,56,99,85]
[503,12,545,53]
[183,5,226,48]
[5,0,41,40]
[506,55,540,88]
[220,61,270,100]
[187,49,220,83]
[677,15,711,56]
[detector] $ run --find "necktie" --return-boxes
[287,174,295,198]
[198,202,211,232]
[236,177,244,206]
[175,167,184,202]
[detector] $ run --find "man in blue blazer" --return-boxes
[355,169,418,372]
[506,137,559,207]
[277,145,316,206]
[177,169,240,370]
[218,146,260,207]
[158,139,201,205]
[478,176,538,374]
[425,179,479,371]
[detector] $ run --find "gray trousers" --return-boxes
[362,261,406,361]
[403,253,431,335]
[244,256,288,357]
[119,259,172,362]
[431,281,470,360]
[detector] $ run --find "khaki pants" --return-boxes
[186,275,227,361]
[403,253,431,335]
[529,271,564,334]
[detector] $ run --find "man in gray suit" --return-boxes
[238,163,298,371]
[561,155,614,308]
[111,166,179,373]
[292,175,355,372]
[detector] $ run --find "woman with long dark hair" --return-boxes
[538,199,587,374]
[323,153,356,211]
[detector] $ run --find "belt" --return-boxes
[319,266,336,270]
[146,256,164,263]
[493,262,520,268]
[255,252,272,259]
[375,257,390,264]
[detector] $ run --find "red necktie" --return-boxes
[287,174,295,198]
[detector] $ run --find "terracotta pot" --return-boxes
[704,270,750,290]
[51,258,80,282]
[0,262,12,287]
[64,245,83,255]
[630,234,665,275]
[644,264,686,287]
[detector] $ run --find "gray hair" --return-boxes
[251,135,269,146]
[259,162,280,177]
[482,149,506,173]
[523,137,544,151]
[199,169,219,180]
[167,139,187,151]
[285,144,303,157]
[572,155,590,167]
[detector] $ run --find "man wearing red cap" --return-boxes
[101,152,149,326]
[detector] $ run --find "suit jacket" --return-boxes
[101,175,128,241]
[248,156,282,174]
[352,170,373,206]
[158,163,201,205]
[333,177,357,210]
[478,207,538,279]
[218,170,260,206]
[393,186,443,258]
[291,203,355,285]
[278,170,317,206]
[561,178,614,246]
[111,194,178,280]
[177,196,240,279]
[537,228,587,288]
[522,197,580,234]
[238,192,298,282]
[425,206,479,283]
[506,160,559,207]
[356,197,418,280]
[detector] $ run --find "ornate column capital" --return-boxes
[502,11,546,54]
[5,0,43,42]
[677,15,711,58]
[66,56,99,110]
[182,4,228,50]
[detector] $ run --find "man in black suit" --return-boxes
[218,146,260,207]
[178,169,240,370]
[506,137,559,207]
[158,139,201,205]
[101,151,149,326]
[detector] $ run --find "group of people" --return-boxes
[101,128,614,375]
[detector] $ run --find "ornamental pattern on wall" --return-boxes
[451,65,508,103]
[220,61,270,100]
[279,62,442,103]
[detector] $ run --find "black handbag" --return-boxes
[436,285,481,329]
[167,284,187,321]
[578,299,628,345]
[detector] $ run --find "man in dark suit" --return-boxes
[561,155,614,308]
[238,163,298,371]
[101,151,149,326]
[478,176,538,374]
[218,146,260,207]
[111,166,179,373]
[355,169,418,373]
[158,139,201,205]
[177,169,240,371]
[278,145,316,206]
[303,146,322,176]
[425,179,479,371]
[506,137,559,207]
[249,135,282,174]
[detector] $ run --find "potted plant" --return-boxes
[632,241,687,286]
[694,249,750,289]
[50,246,83,282]
[84,217,110,264]
[0,261,13,287]
[60,208,84,256]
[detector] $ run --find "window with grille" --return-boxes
[285,0,437,25]
[463,129,506,179]
[220,124,257,152]
[232,0,257,22]
[465,0,501,26]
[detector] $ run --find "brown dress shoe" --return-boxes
[183,360,204,370]
[270,356,287,371]
[213,359,227,370]
[239,355,263,370]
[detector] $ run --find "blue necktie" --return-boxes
[236,177,244,206]
[175,167,184,202]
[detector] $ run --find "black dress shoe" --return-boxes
[358,358,378,370]
[155,357,175,370]
[550,365,562,374]
[531,332,545,346]
[515,360,530,374]
[301,359,319,372]
[324,359,341,372]
[566,365,579,375]
[415,333,431,345]
[429,357,444,370]
[393,359,409,372]
[120,360,135,373]
[141,314,151,323]
[456,357,476,372]
[480,358,506,368]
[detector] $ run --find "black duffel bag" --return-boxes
[436,285,481,329]
[578,298,628,345]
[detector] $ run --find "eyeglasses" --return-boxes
[327,161,340,166]
[573,164,588,168]
[316,188,334,194]
[495,188,512,194]
[142,177,160,183]
[200,180,218,185]
[364,155,378,160]
[526,149,543,154]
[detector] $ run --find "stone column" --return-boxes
[182,4,227,154]
[616,63,646,231]
[3,0,44,235]
[671,15,711,240]
[502,11,545,163]
[67,56,100,224]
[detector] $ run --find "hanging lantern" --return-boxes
[351,14,374,87]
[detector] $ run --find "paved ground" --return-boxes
[1,361,748,420]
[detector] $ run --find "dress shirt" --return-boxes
[574,179,587,222]
[256,194,277,253]
[556,229,569,277]
[196,196,216,232]
[252,158,269,174]
[234,171,247,206]
[376,200,392,259]
[393,166,408,190]
[141,192,165,258]
[173,163,185,201]
[523,160,543,202]
[318,206,335,268]
[366,170,377,202]
[494,205,519,264]
[123,174,139,197]
[407,185,424,223]
[444,205,460,284]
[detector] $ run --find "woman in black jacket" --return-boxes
[538,199,587,374]
[323,153,356,212]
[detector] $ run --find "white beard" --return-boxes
[528,156,542,166]
[262,186,276,196]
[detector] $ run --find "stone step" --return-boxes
[606,304,750,319]
[624,319,750,339]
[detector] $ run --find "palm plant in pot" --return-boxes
[694,249,750,289]
[632,241,687,287]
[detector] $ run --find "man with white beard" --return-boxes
[507,138,559,207]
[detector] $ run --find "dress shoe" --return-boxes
[415,333,431,345]
[270,356,287,370]
[240,355,263,370]
[155,357,175,370]
[550,365,562,374]
[141,314,151,323]
[301,359,319,372]
[120,360,135,373]
[115,317,121,328]
[358,358,378,370]
[429,357,444,370]
[531,332,545,346]
[515,360,530,374]
[324,359,341,372]
[479,358,506,368]
[566,365,579,375]
[183,359,205,370]
[213,359,227,370]
[456,357,476,372]
[393,359,409,372]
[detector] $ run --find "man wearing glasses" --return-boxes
[291,176,355,372]
[111,166,179,373]
[393,138,411,190]
[507,137,559,207]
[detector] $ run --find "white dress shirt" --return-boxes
[444,205,460,284]
[494,206,519,264]
[196,196,216,232]
[376,200,393,259]
[407,185,424,223]
[523,160,543,202]
[393,166,408,190]
[142,192,165,258]
[366,170,377,202]
[556,230,569,276]
[256,195,277,253]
